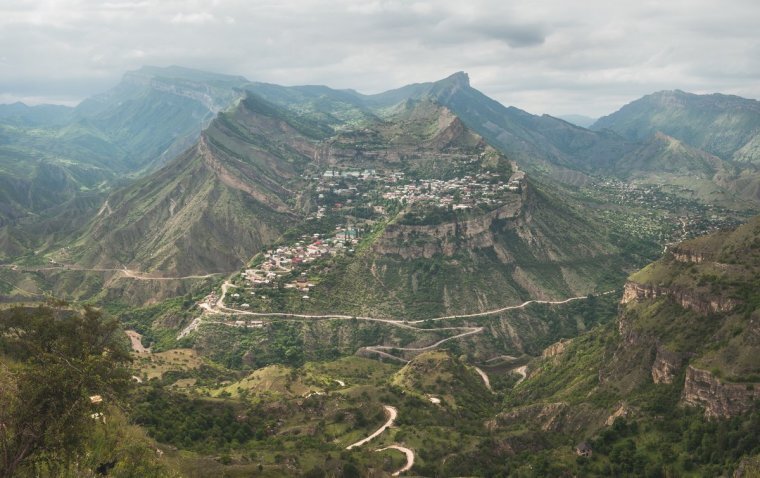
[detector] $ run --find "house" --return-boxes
[575,442,592,457]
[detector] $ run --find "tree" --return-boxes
[0,305,132,477]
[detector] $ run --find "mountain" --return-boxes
[3,68,758,308]
[0,66,248,255]
[558,114,597,128]
[3,69,760,477]
[46,90,640,311]
[355,72,636,177]
[592,89,760,164]
[70,94,323,277]
[0,102,73,126]
[74,66,249,171]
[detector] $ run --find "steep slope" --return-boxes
[219,99,637,319]
[592,89,760,164]
[616,132,724,179]
[75,65,249,171]
[357,72,637,177]
[69,94,323,276]
[487,218,760,475]
[0,66,247,249]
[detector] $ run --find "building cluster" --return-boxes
[586,177,742,243]
[241,228,360,292]
[380,171,521,209]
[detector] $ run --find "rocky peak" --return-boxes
[438,71,470,88]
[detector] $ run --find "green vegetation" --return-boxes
[2,69,760,477]
[0,304,168,477]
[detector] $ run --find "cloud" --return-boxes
[170,12,216,24]
[0,0,758,116]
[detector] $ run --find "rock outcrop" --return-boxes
[651,346,685,384]
[669,245,712,264]
[493,402,569,432]
[621,281,739,315]
[605,403,633,426]
[372,189,526,259]
[542,338,573,359]
[682,366,760,418]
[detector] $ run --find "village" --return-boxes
[311,164,525,215]
[379,170,523,210]
[198,224,362,314]
[200,162,526,314]
[583,177,745,244]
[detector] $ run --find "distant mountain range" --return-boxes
[592,89,760,164]
[2,67,759,477]
[2,66,760,306]
[557,114,597,128]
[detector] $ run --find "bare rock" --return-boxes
[682,366,760,418]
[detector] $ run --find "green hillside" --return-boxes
[69,94,321,277]
[593,89,760,164]
[0,66,247,237]
[491,217,760,476]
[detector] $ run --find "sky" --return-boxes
[1,0,759,117]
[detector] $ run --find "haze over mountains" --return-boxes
[1,66,760,477]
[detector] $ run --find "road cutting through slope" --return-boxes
[377,445,415,476]
[189,282,614,365]
[346,405,397,449]
[474,367,492,392]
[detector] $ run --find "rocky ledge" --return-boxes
[668,245,713,264]
[372,195,525,259]
[651,346,686,384]
[682,366,760,418]
[621,281,739,315]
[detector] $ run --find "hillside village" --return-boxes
[311,164,525,214]
[204,164,527,313]
[584,177,745,245]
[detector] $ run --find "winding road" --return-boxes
[187,281,615,364]
[346,405,398,450]
[377,445,415,476]
[0,263,222,281]
[344,405,414,476]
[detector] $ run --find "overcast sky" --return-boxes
[1,0,759,117]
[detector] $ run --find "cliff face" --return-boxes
[371,193,525,259]
[682,366,760,418]
[651,346,685,384]
[614,217,760,418]
[621,281,739,315]
[669,245,712,264]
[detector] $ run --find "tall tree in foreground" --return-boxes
[0,304,131,477]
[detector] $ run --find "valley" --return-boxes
[1,67,759,477]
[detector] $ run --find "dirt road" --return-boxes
[513,365,528,385]
[125,330,150,354]
[377,445,415,476]
[346,405,398,450]
[474,367,492,392]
